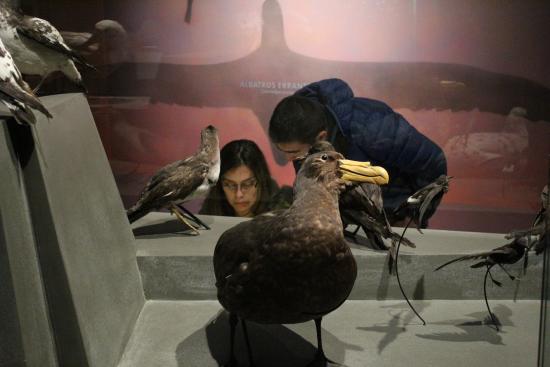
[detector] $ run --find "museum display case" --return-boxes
[1,0,549,366]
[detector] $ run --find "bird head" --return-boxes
[200,125,219,151]
[542,185,549,210]
[298,151,389,193]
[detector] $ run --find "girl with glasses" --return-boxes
[200,139,279,217]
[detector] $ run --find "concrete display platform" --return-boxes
[118,299,539,367]
[132,213,542,300]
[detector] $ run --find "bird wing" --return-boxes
[214,214,277,285]
[143,156,198,193]
[17,17,94,68]
[0,44,52,123]
[129,157,209,218]
[417,185,444,229]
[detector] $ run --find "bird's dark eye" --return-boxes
[321,154,328,161]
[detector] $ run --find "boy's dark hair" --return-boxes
[200,139,278,216]
[269,96,329,144]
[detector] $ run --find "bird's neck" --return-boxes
[292,177,341,217]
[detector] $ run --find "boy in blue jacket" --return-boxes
[268,78,447,226]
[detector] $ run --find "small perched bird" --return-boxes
[0,1,94,92]
[506,185,548,254]
[214,151,388,366]
[435,237,529,331]
[0,36,51,124]
[435,237,529,282]
[394,174,452,233]
[306,140,415,251]
[127,125,219,233]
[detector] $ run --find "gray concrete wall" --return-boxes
[0,120,57,367]
[5,94,145,367]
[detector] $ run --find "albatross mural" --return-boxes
[23,0,550,231]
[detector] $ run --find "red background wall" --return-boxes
[25,0,550,232]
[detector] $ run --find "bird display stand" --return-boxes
[0,94,145,367]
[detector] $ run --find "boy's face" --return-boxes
[274,141,312,161]
[274,130,328,162]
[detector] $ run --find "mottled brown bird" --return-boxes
[127,125,219,233]
[214,151,388,366]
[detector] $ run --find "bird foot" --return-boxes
[171,205,200,235]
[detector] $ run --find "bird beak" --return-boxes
[338,159,389,185]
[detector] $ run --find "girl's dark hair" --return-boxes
[269,96,329,144]
[200,139,277,216]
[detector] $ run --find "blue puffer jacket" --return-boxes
[295,78,447,214]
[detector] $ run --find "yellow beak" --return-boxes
[338,159,389,185]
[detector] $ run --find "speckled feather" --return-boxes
[0,37,51,124]
[0,1,88,83]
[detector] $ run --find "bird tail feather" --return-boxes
[127,204,150,223]
[435,255,473,271]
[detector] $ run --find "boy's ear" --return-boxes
[316,130,328,141]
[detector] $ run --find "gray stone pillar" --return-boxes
[1,93,145,367]
[0,119,57,367]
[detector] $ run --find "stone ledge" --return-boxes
[132,213,542,300]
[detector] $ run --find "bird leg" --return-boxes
[497,263,519,281]
[170,204,199,235]
[241,319,255,367]
[487,268,502,287]
[483,266,501,331]
[343,225,362,244]
[222,313,239,367]
[306,318,344,367]
[177,204,211,229]
[32,74,51,94]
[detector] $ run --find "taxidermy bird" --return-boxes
[393,175,452,233]
[127,125,219,234]
[0,1,94,92]
[307,140,415,252]
[214,151,388,366]
[435,237,529,331]
[0,36,51,124]
[506,185,548,255]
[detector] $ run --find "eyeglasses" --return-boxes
[222,177,258,193]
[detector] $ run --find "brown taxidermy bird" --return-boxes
[214,151,388,366]
[127,125,219,232]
